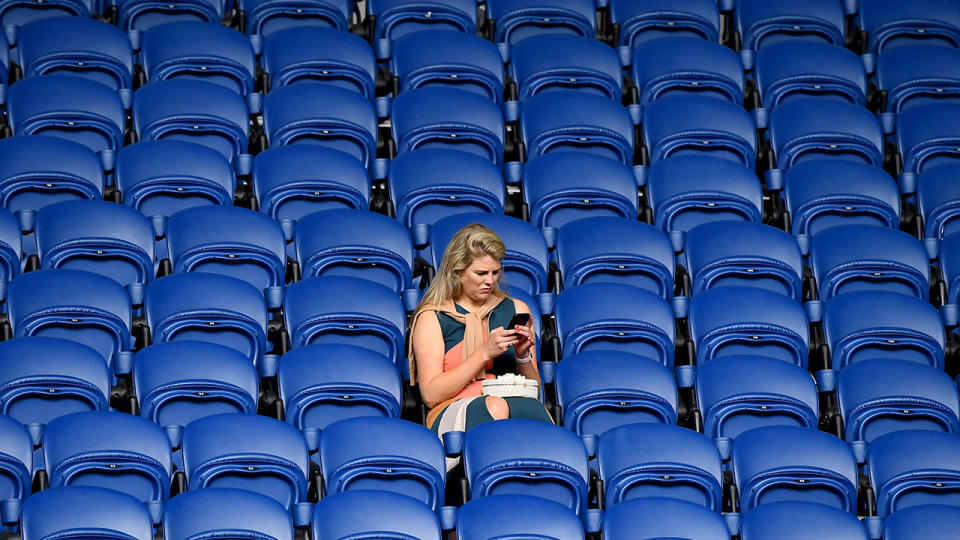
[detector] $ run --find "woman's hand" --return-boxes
[513,320,535,360]
[483,327,518,360]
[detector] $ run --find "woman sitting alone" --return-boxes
[409,223,553,438]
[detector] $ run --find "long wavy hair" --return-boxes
[416,223,506,310]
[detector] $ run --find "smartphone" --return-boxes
[507,312,531,329]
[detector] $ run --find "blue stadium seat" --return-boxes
[597,423,723,510]
[391,29,503,102]
[895,103,960,175]
[522,152,639,229]
[263,83,378,168]
[484,0,595,47]
[133,80,250,164]
[734,0,845,54]
[457,495,584,540]
[115,140,235,221]
[938,232,960,303]
[767,98,884,170]
[145,272,269,363]
[689,287,809,367]
[857,0,960,56]
[919,163,960,240]
[141,22,256,95]
[7,75,125,157]
[0,0,93,33]
[822,290,945,369]
[390,87,505,166]
[0,208,18,297]
[116,0,223,32]
[647,155,763,234]
[0,337,109,428]
[684,221,803,300]
[603,497,730,540]
[21,486,153,540]
[608,0,719,49]
[740,501,868,540]
[555,216,674,297]
[7,270,133,368]
[263,27,375,97]
[884,504,960,540]
[0,415,31,506]
[35,200,156,290]
[837,359,960,443]
[867,430,960,517]
[318,416,444,509]
[181,413,310,510]
[133,341,259,428]
[163,488,294,540]
[463,418,590,515]
[876,45,960,115]
[42,411,172,506]
[556,350,677,436]
[696,355,819,440]
[783,160,900,237]
[554,282,675,367]
[388,149,505,235]
[364,0,477,61]
[642,95,756,168]
[311,490,441,540]
[0,136,103,218]
[238,0,351,36]
[509,34,621,102]
[732,425,858,513]
[166,205,286,293]
[810,225,930,301]
[17,17,134,91]
[279,344,401,430]
[521,90,634,165]
[754,41,867,109]
[630,37,744,107]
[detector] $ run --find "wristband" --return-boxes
[516,351,533,364]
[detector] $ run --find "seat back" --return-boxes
[867,430,960,516]
[769,98,884,170]
[755,41,867,109]
[311,490,441,540]
[456,495,584,540]
[858,0,960,55]
[0,136,103,216]
[21,486,154,540]
[632,37,744,106]
[142,22,256,95]
[486,0,595,45]
[643,94,756,167]
[264,27,374,96]
[391,30,503,101]
[609,0,720,48]
[602,497,730,540]
[163,488,294,540]
[510,34,622,102]
[735,0,845,53]
[740,500,868,540]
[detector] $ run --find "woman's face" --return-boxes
[458,255,501,304]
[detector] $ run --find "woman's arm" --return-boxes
[511,299,541,384]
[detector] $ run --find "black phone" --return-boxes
[507,312,531,329]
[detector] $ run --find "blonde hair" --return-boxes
[416,223,506,310]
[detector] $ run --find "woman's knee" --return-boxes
[485,396,510,420]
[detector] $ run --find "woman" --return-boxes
[409,223,553,439]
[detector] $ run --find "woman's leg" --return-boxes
[463,396,510,430]
[504,397,554,424]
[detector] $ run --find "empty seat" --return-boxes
[17,17,134,91]
[689,287,810,367]
[509,34,621,102]
[181,413,310,510]
[7,75,125,156]
[318,416,445,509]
[857,0,960,55]
[554,282,675,367]
[630,37,744,107]
[867,430,960,516]
[0,0,93,31]
[647,155,763,234]
[696,355,819,440]
[734,0,845,54]
[555,216,674,297]
[767,98,884,170]
[388,149,505,234]
[163,488,294,540]
[919,163,960,239]
[556,350,677,437]
[263,27,375,97]
[837,359,960,443]
[609,0,719,49]
[810,225,930,301]
[133,341,259,428]
[0,136,103,217]
[263,83,378,168]
[0,208,18,296]
[822,290,945,369]
[115,140,235,220]
[166,205,286,293]
[457,495,583,540]
[0,415,32,505]
[740,501,868,540]
[7,269,133,368]
[783,160,901,237]
[391,30,503,102]
[463,418,590,515]
[684,221,803,300]
[522,152,639,229]
[391,87,505,166]
[884,504,960,540]
[42,411,172,506]
[0,337,109,427]
[35,200,156,289]
[133,80,250,164]
[485,0,594,46]
[116,0,223,31]
[603,497,730,540]
[365,0,477,61]
[21,486,153,540]
[732,425,858,513]
[876,45,960,115]
[521,90,635,165]
[238,0,351,36]
[311,490,441,540]
[598,423,723,510]
[141,22,256,95]
[895,103,960,175]
[938,232,960,303]
[754,41,867,109]
[144,272,269,363]
[642,95,756,168]
[279,344,401,430]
